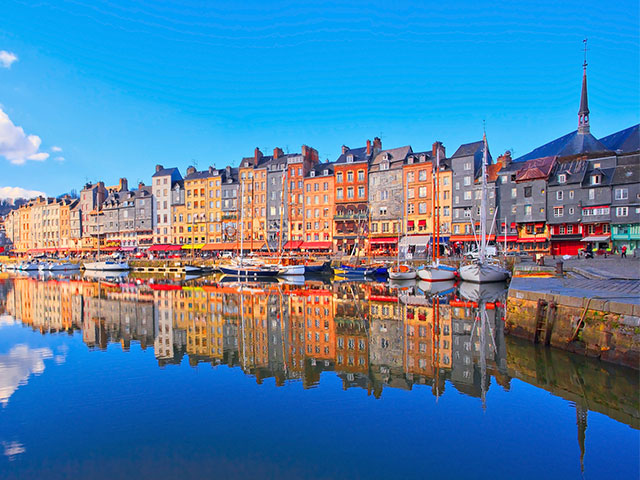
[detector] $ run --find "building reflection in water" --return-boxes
[2,274,638,471]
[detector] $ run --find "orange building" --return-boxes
[302,162,335,251]
[333,139,378,254]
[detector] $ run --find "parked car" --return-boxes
[465,245,497,258]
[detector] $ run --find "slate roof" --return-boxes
[451,141,484,158]
[152,167,180,178]
[515,156,556,182]
[582,166,615,187]
[335,146,372,164]
[547,159,587,186]
[611,158,640,186]
[599,124,640,154]
[184,169,220,180]
[405,151,432,164]
[515,130,610,162]
[306,162,335,178]
[369,146,412,172]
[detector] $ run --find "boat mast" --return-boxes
[435,147,440,264]
[240,181,245,265]
[479,131,488,264]
[278,169,286,259]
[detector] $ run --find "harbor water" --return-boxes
[0,273,637,479]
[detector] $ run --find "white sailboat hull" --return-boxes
[278,265,305,276]
[83,261,130,271]
[417,265,456,282]
[459,262,509,283]
[49,262,80,271]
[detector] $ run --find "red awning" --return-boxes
[418,220,427,227]
[148,244,182,252]
[101,246,119,252]
[450,235,496,242]
[370,237,398,245]
[501,235,519,242]
[301,241,332,250]
[120,247,136,252]
[283,240,304,250]
[510,222,516,228]
[407,220,415,227]
[149,284,183,291]
[517,237,547,243]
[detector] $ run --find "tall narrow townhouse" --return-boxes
[152,165,182,245]
[302,162,335,252]
[221,166,239,243]
[286,144,319,246]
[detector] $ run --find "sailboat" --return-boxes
[389,183,416,280]
[417,147,457,282]
[219,181,280,278]
[459,132,510,283]
[83,220,129,271]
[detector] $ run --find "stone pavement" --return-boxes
[537,256,640,280]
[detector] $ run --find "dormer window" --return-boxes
[323,169,328,176]
[310,171,315,177]
[384,152,390,160]
[408,157,414,164]
[558,174,566,183]
[420,154,426,161]
[591,174,602,185]
[380,161,389,171]
[346,154,354,163]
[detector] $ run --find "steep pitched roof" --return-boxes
[152,167,180,178]
[599,124,640,154]
[548,158,587,186]
[335,146,372,164]
[370,146,412,172]
[515,130,609,162]
[515,156,556,182]
[611,159,640,186]
[451,141,483,158]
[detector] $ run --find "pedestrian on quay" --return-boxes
[621,245,627,258]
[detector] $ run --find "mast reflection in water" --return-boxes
[0,274,637,479]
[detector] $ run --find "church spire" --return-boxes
[578,38,590,134]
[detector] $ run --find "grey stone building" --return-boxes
[545,158,587,255]
[264,151,292,248]
[610,154,640,252]
[494,153,522,251]
[450,140,487,237]
[221,166,239,242]
[368,145,412,252]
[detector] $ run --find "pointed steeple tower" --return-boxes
[578,39,590,135]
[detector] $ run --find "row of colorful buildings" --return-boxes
[2,64,639,256]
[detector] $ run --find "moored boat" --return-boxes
[417,263,457,282]
[49,262,81,271]
[388,264,417,280]
[83,260,130,271]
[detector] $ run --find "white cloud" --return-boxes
[2,441,25,460]
[51,146,62,152]
[54,156,65,162]
[0,51,18,69]
[0,107,50,164]
[0,315,16,328]
[0,186,46,200]
[0,344,53,407]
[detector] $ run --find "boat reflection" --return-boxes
[1,275,638,431]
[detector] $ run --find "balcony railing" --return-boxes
[334,213,368,220]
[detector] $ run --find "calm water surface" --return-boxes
[0,274,637,479]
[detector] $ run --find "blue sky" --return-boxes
[0,0,638,198]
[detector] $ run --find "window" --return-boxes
[616,206,628,217]
[615,188,629,200]
[346,155,354,163]
[567,225,573,234]
[455,182,460,191]
[407,188,415,199]
[603,224,610,234]
[463,191,472,200]
[559,225,565,234]
[418,186,427,198]
[371,223,378,233]
[358,170,365,181]
[591,174,601,185]
[358,186,365,198]
[442,177,449,186]
[379,207,387,216]
[407,172,415,182]
[347,171,354,182]
[589,189,595,200]
[569,207,574,215]
[553,207,563,217]
[418,170,427,181]
[511,188,517,199]
[337,188,344,199]
[347,187,354,198]
[582,207,610,216]
[569,190,574,199]
[524,186,532,197]
[464,162,471,170]
[556,191,563,201]
[382,222,389,232]
[524,205,532,216]
[380,161,389,171]
[558,174,566,183]
[418,203,427,214]
[380,190,388,200]
[336,172,343,183]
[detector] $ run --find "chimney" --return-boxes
[366,139,371,155]
[208,166,215,174]
[138,182,145,190]
[497,151,512,167]
[119,178,128,192]
[341,145,349,154]
[432,141,445,159]
[302,145,308,158]
[187,166,196,176]
[254,147,263,162]
[373,137,382,155]
[226,165,231,175]
[155,164,163,173]
[273,147,284,159]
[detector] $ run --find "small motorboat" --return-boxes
[83,260,130,271]
[49,262,81,271]
[184,265,203,275]
[220,264,280,278]
[304,260,332,274]
[278,264,305,276]
[459,260,510,283]
[388,264,417,280]
[333,264,377,277]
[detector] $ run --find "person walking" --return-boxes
[621,245,627,258]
